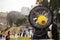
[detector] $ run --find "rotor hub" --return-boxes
[37,15,48,26]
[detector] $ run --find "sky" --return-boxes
[0,0,36,12]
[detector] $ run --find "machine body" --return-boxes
[28,5,59,40]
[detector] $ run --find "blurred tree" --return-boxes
[14,17,27,26]
[7,11,23,27]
